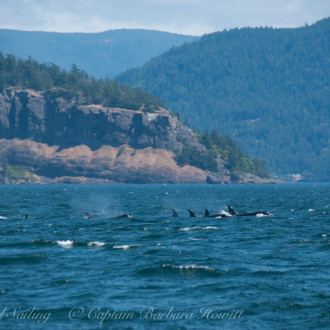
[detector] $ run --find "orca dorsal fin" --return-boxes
[205,209,210,217]
[227,205,237,216]
[188,209,196,217]
[85,212,94,220]
[172,208,179,217]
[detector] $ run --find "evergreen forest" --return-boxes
[117,18,330,180]
[0,53,165,111]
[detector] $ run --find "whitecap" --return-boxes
[162,264,216,271]
[180,227,202,231]
[56,240,73,248]
[220,211,231,217]
[113,244,141,250]
[308,209,315,212]
[321,234,327,238]
[0,216,7,219]
[188,237,202,241]
[256,213,270,217]
[203,226,218,230]
[88,241,106,247]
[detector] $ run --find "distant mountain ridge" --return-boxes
[117,18,330,181]
[0,29,198,78]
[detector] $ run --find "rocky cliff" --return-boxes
[0,89,201,151]
[0,88,277,184]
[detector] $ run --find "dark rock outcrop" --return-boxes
[0,89,201,152]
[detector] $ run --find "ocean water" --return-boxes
[0,183,329,329]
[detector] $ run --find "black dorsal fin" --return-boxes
[188,209,196,217]
[227,205,237,216]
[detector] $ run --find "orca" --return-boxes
[227,206,237,216]
[172,209,179,217]
[227,205,270,217]
[204,209,229,218]
[85,212,94,220]
[188,209,197,217]
[189,209,228,218]
[108,214,131,219]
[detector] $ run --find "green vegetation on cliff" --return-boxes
[0,160,36,182]
[117,18,330,180]
[0,53,165,111]
[175,129,270,177]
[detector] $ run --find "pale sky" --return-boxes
[0,0,329,35]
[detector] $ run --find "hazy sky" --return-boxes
[1,0,329,35]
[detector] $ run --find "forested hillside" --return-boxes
[0,29,197,78]
[117,18,330,180]
[0,53,165,111]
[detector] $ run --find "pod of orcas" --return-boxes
[21,206,270,220]
[85,206,271,220]
[85,206,270,220]
[186,205,270,218]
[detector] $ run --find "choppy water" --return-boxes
[0,183,329,329]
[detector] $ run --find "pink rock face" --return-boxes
[0,139,207,183]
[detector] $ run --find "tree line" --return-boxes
[0,53,165,111]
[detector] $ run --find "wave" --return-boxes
[56,240,74,248]
[136,264,220,278]
[180,226,218,231]
[88,241,106,247]
[162,264,216,271]
[113,244,142,250]
[0,254,48,265]
[180,227,203,231]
